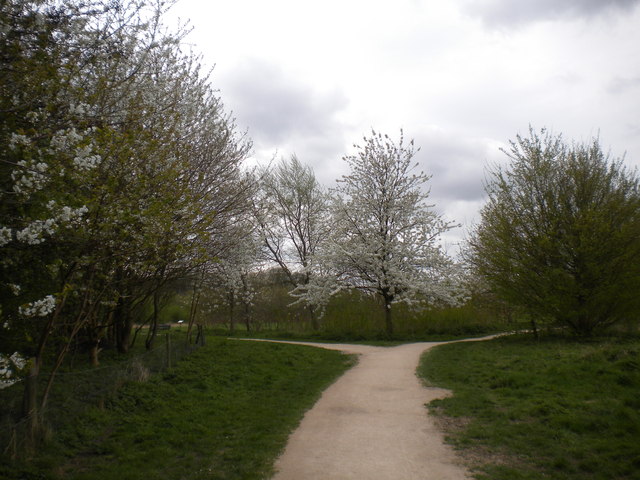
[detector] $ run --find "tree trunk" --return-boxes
[187,289,201,344]
[22,357,39,446]
[89,343,100,367]
[146,290,160,350]
[530,317,539,340]
[118,313,133,353]
[228,290,235,334]
[186,274,202,344]
[241,274,251,333]
[115,294,133,353]
[384,297,394,338]
[309,304,319,331]
[195,324,205,346]
[41,308,88,410]
[21,290,68,441]
[576,313,595,336]
[243,303,251,333]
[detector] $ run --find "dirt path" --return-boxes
[243,339,478,479]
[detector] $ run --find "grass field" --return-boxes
[418,335,640,480]
[0,338,354,480]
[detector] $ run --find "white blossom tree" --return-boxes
[0,0,251,440]
[327,130,465,336]
[255,155,330,329]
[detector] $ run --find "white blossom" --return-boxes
[14,205,88,245]
[0,226,11,246]
[8,133,31,150]
[0,352,27,389]
[16,218,58,244]
[19,295,57,317]
[73,153,102,170]
[72,144,102,170]
[11,159,50,195]
[25,110,39,122]
[69,103,89,115]
[58,205,88,223]
[49,128,83,152]
[8,284,21,296]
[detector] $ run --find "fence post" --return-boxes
[195,324,205,347]
[2,427,17,460]
[165,333,171,369]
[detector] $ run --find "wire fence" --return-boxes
[1,331,203,460]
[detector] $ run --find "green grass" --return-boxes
[218,328,501,346]
[418,335,640,480]
[1,338,354,480]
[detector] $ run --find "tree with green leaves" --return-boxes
[467,127,640,336]
[0,0,251,442]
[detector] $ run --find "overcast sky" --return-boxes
[167,0,640,251]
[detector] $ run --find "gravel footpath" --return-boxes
[242,339,476,479]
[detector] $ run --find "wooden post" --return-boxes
[165,333,171,369]
[22,357,39,451]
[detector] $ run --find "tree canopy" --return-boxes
[0,0,251,427]
[327,131,464,336]
[467,127,640,335]
[255,155,330,328]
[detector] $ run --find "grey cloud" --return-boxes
[462,0,640,27]
[219,58,348,147]
[607,76,640,95]
[217,58,351,184]
[410,129,494,204]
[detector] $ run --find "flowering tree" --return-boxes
[0,0,251,439]
[208,223,262,334]
[256,156,330,329]
[0,0,115,414]
[327,131,465,336]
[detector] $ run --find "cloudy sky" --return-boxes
[167,0,640,251]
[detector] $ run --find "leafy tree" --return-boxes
[467,127,640,335]
[202,218,262,334]
[0,0,251,440]
[326,130,464,337]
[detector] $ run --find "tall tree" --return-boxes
[328,130,463,337]
[467,127,640,335]
[256,155,330,329]
[0,0,251,437]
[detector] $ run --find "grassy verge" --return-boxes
[1,338,354,480]
[418,335,640,480]
[215,327,509,344]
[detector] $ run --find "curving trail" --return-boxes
[241,338,492,479]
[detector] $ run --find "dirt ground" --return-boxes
[245,339,476,480]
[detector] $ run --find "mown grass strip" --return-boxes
[418,335,640,480]
[1,338,354,480]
